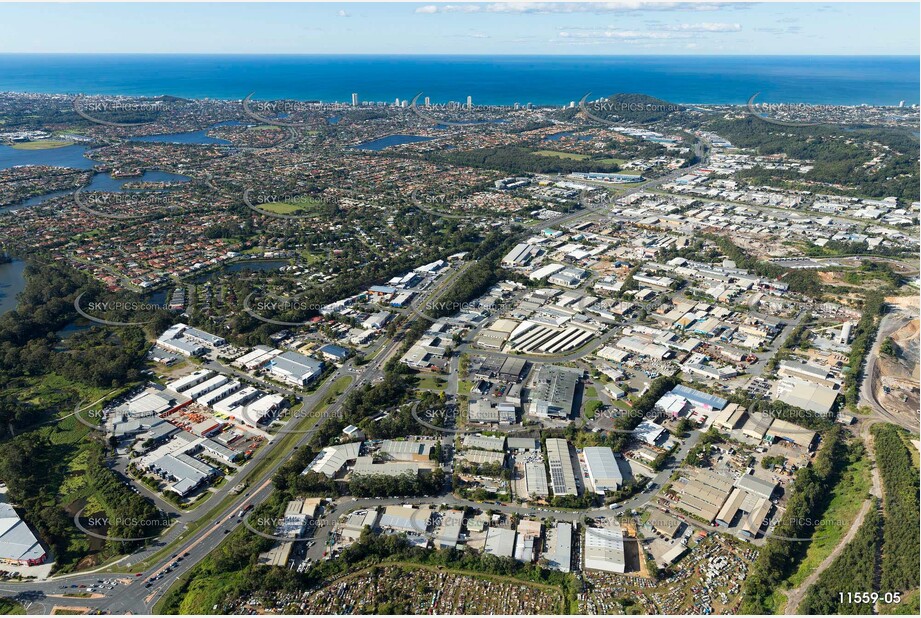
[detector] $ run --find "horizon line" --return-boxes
[0,52,918,58]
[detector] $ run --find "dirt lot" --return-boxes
[873,295,920,423]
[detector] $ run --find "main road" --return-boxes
[1,139,711,614]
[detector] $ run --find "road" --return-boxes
[781,415,886,614]
[1,141,713,614]
[859,306,919,433]
[0,260,477,614]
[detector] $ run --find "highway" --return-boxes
[1,139,712,614]
[0,260,478,614]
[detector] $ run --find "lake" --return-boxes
[353,134,435,151]
[0,258,26,315]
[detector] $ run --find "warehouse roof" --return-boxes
[484,527,516,558]
[0,503,45,563]
[582,447,623,493]
[736,474,779,499]
[306,442,362,477]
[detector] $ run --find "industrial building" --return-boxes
[484,526,517,558]
[234,345,278,370]
[168,369,214,393]
[677,469,735,523]
[468,399,517,424]
[156,323,225,356]
[778,360,841,389]
[352,456,420,477]
[318,344,350,363]
[0,502,46,566]
[766,418,818,450]
[634,419,667,445]
[709,402,747,431]
[379,506,432,536]
[544,522,572,572]
[381,439,435,462]
[508,321,596,355]
[147,452,219,497]
[463,434,506,452]
[773,377,839,417]
[546,438,580,496]
[584,524,626,573]
[525,461,550,498]
[650,510,684,539]
[582,447,623,494]
[457,449,505,466]
[735,474,779,500]
[433,510,464,549]
[305,442,362,477]
[528,365,581,419]
[268,351,324,387]
[514,519,542,563]
[502,243,542,268]
[342,509,380,541]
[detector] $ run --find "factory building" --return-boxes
[582,447,623,494]
[528,365,581,419]
[584,524,626,573]
[546,438,580,496]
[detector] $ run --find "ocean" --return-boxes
[0,54,917,106]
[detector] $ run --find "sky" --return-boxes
[0,2,918,56]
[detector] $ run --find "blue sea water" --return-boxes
[0,54,916,106]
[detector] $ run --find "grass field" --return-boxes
[879,589,920,614]
[9,139,74,150]
[416,375,447,391]
[0,598,25,615]
[583,400,602,419]
[257,196,324,215]
[899,431,920,469]
[785,445,872,588]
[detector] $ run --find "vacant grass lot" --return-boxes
[9,139,74,150]
[785,444,872,588]
[256,196,324,215]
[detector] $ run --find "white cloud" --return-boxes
[415,4,483,13]
[558,28,688,40]
[449,30,491,39]
[337,10,350,17]
[417,2,746,15]
[664,22,742,32]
